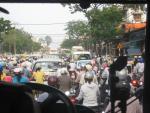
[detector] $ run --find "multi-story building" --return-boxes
[118,7,146,56]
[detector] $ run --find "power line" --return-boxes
[11,23,67,26]
[32,34,66,35]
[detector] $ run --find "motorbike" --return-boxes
[130,73,144,96]
[98,76,110,112]
[65,88,77,105]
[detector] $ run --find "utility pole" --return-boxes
[13,30,16,55]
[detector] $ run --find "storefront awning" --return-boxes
[124,23,146,32]
[127,48,142,56]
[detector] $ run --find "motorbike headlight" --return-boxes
[65,91,70,96]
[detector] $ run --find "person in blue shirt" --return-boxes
[13,67,29,84]
[22,64,32,79]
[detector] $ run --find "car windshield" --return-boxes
[34,61,61,71]
[44,54,60,59]
[0,2,147,113]
[77,60,90,67]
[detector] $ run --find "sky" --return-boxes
[0,3,87,48]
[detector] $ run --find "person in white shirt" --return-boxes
[76,71,100,113]
[135,58,144,79]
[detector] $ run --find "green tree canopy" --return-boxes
[86,5,124,41]
[0,18,14,43]
[65,20,89,39]
[3,29,41,54]
[61,39,78,49]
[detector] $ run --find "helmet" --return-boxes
[134,56,138,58]
[138,56,142,58]
[85,64,92,71]
[138,58,144,63]
[103,64,108,69]
[84,71,94,80]
[60,68,68,75]
[48,76,59,88]
[22,62,27,67]
[14,68,23,74]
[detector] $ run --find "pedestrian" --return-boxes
[32,67,45,84]
[76,71,100,113]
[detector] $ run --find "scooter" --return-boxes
[65,88,77,104]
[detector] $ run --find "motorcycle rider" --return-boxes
[134,57,144,80]
[76,71,100,113]
[0,64,6,81]
[79,64,98,85]
[32,67,45,84]
[58,68,71,93]
[22,63,32,79]
[12,67,29,84]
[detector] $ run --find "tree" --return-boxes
[65,21,89,39]
[3,29,42,54]
[63,5,124,55]
[0,18,14,43]
[45,36,52,46]
[61,39,78,49]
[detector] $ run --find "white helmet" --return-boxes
[85,64,92,71]
[14,68,23,74]
[60,68,68,75]
[84,71,94,80]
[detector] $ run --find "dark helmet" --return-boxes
[48,76,59,88]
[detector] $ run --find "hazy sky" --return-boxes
[0,3,87,48]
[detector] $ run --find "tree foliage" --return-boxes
[65,21,89,39]
[63,5,124,50]
[61,39,78,49]
[2,28,41,54]
[0,18,13,33]
[0,18,14,43]
[87,5,124,41]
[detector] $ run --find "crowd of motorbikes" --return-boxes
[62,56,144,113]
[0,55,144,113]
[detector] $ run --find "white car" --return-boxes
[75,60,91,69]
[31,58,62,80]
